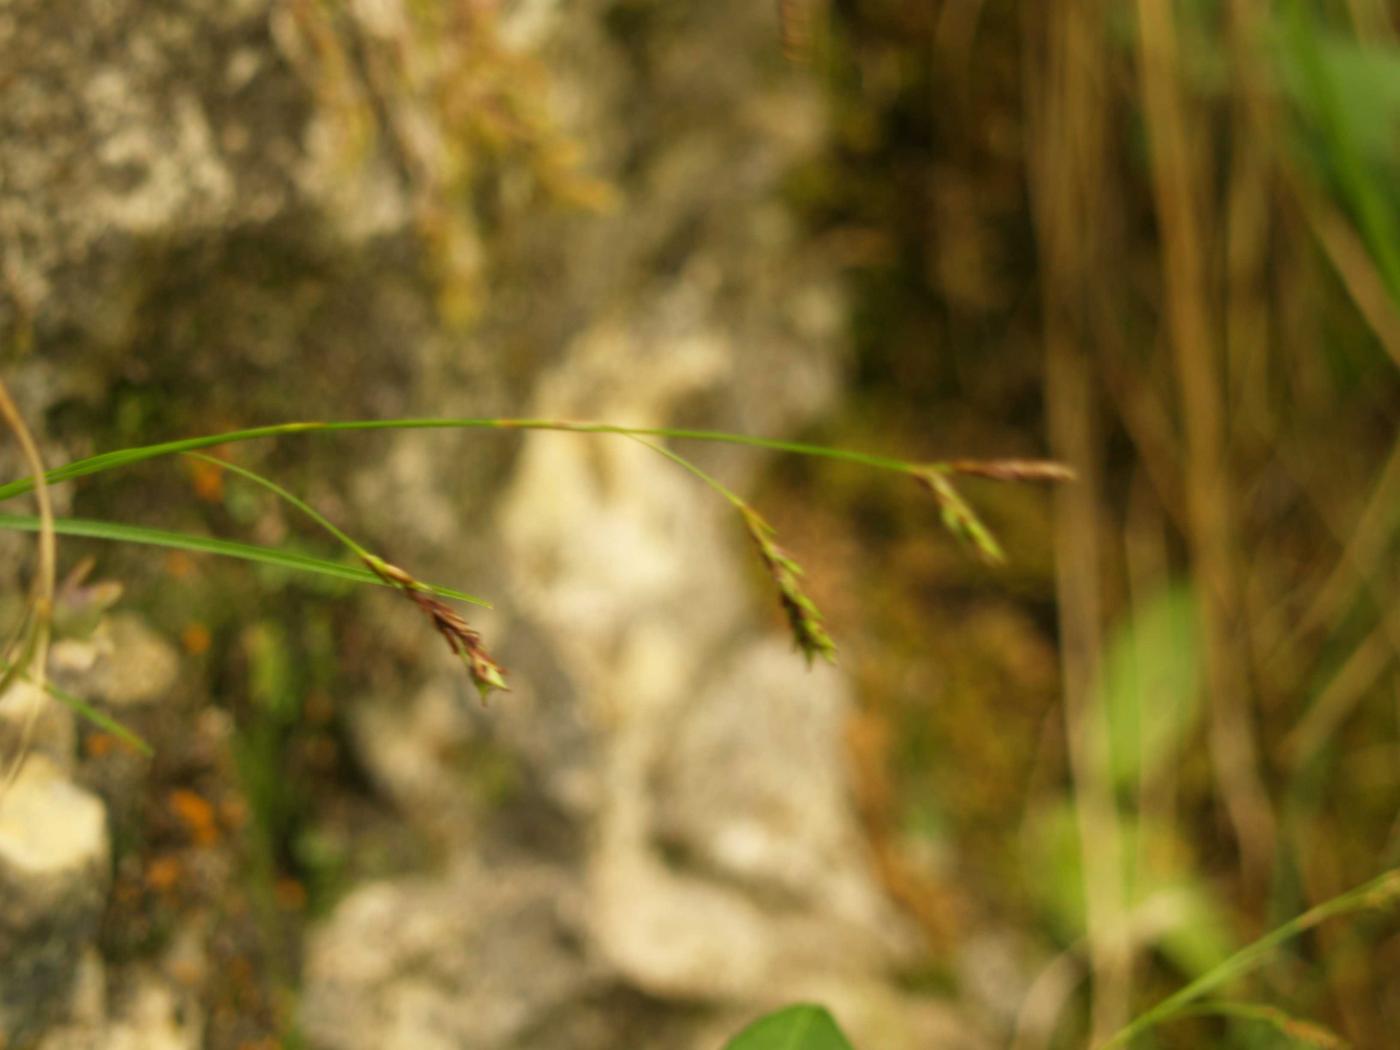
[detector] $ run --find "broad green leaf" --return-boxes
[1276,28,1400,175]
[724,1005,856,1050]
[1274,7,1400,299]
[1097,583,1202,790]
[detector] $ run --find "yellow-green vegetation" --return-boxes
[763,1,1400,1046]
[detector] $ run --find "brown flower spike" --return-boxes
[941,459,1076,484]
[363,555,507,703]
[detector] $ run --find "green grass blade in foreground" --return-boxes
[0,658,152,756]
[1102,867,1400,1048]
[0,513,488,606]
[0,418,921,504]
[44,680,153,756]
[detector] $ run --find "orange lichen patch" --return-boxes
[181,622,212,655]
[86,732,149,759]
[219,796,249,831]
[169,788,220,847]
[168,954,204,989]
[165,551,197,579]
[84,732,116,759]
[145,855,183,892]
[184,452,227,502]
[274,877,307,911]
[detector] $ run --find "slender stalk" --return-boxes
[184,452,371,559]
[624,436,748,511]
[1100,867,1400,1048]
[1029,0,1127,1033]
[0,376,56,791]
[0,418,921,504]
[1136,0,1276,893]
[0,417,1064,712]
[186,452,508,699]
[627,437,836,664]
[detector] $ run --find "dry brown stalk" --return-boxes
[1135,0,1277,896]
[0,374,56,793]
[1026,0,1130,1038]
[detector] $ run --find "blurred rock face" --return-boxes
[0,753,110,1042]
[2,1,981,1047]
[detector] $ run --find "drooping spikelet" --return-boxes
[913,468,1007,565]
[363,555,507,703]
[740,506,836,666]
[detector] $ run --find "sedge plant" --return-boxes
[12,408,1393,1048]
[0,414,1072,715]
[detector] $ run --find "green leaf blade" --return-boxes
[0,513,489,607]
[46,680,154,756]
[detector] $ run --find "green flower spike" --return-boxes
[740,506,837,666]
[914,467,1007,565]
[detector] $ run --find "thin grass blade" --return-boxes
[1101,867,1400,1047]
[0,513,489,607]
[0,418,921,505]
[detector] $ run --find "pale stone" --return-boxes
[0,755,110,1041]
[300,859,597,1050]
[89,614,179,707]
[40,971,204,1050]
[0,680,75,771]
[0,757,106,877]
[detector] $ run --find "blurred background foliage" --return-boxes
[9,0,1398,1047]
[758,0,1399,1046]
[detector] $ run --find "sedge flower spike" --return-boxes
[363,554,508,703]
[740,506,836,666]
[941,459,1076,484]
[913,468,1006,565]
